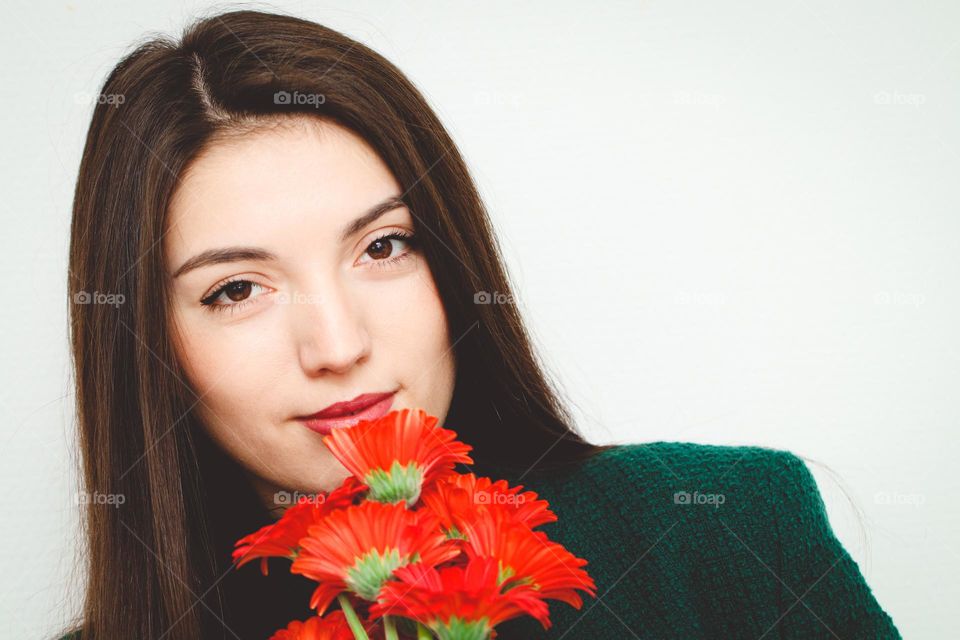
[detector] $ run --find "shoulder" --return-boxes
[581,439,809,481]
[512,439,853,591]
[576,439,823,535]
[512,442,901,637]
[487,442,824,632]
[539,440,816,511]
[558,440,831,544]
[474,438,808,512]
[560,441,900,638]
[501,440,821,555]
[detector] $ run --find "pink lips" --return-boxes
[297,391,396,436]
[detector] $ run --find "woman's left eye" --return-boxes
[358,231,418,267]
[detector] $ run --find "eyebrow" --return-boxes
[171,195,407,279]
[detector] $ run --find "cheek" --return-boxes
[171,310,335,492]
[371,265,450,355]
[368,266,456,414]
[171,309,285,431]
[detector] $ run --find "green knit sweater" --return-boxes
[58,441,902,639]
[471,441,902,639]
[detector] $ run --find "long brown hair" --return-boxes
[63,9,610,639]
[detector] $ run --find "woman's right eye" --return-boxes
[200,279,268,313]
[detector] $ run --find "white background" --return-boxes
[1,1,956,637]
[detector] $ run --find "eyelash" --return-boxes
[199,230,419,314]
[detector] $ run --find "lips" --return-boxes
[301,391,397,419]
[297,391,397,436]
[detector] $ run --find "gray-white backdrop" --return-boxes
[1,1,956,637]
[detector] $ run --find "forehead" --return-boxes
[164,117,401,264]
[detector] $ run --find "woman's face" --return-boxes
[164,116,456,514]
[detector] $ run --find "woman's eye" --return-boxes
[200,279,268,312]
[358,231,418,266]
[199,233,417,314]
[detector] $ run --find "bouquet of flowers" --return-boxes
[232,408,596,639]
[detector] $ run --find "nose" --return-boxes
[293,279,371,376]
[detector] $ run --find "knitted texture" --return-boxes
[58,441,902,639]
[470,441,903,639]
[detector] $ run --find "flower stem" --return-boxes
[337,594,370,640]
[416,622,432,639]
[384,615,399,640]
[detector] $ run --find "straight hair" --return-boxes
[62,9,611,639]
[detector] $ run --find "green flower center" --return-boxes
[497,561,514,585]
[444,524,467,540]
[433,616,492,640]
[363,460,424,506]
[498,561,535,591]
[345,548,408,600]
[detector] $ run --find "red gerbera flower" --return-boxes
[322,408,473,506]
[459,509,597,609]
[420,473,557,538]
[233,475,367,575]
[268,610,359,640]
[372,556,550,638]
[290,500,462,615]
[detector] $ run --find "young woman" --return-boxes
[59,9,901,640]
